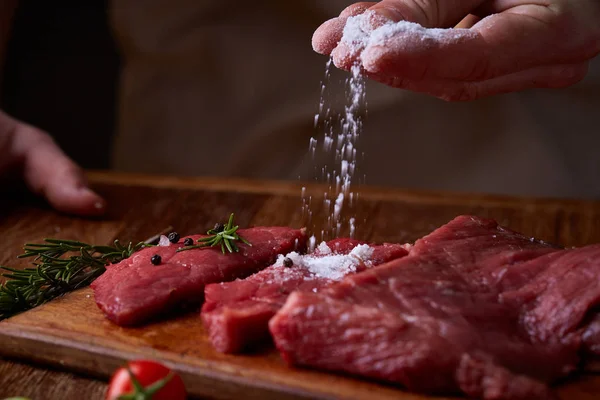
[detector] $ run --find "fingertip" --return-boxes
[46,185,108,217]
[340,2,378,18]
[361,45,386,74]
[546,63,589,88]
[368,4,405,23]
[312,2,377,56]
[331,42,358,70]
[312,18,346,55]
[361,38,410,77]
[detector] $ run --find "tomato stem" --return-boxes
[116,367,175,400]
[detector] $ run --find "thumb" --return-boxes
[369,0,485,27]
[3,113,107,216]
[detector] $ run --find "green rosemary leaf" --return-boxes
[176,214,251,254]
[224,238,234,253]
[0,230,164,320]
[42,238,90,246]
[239,236,252,246]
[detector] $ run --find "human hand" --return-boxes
[312,0,600,101]
[0,110,106,215]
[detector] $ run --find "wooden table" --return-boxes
[0,171,599,400]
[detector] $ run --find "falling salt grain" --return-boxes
[334,193,344,221]
[309,137,318,158]
[341,160,349,177]
[308,235,316,253]
[323,136,334,151]
[303,16,369,242]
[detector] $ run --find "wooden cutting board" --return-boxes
[0,172,599,400]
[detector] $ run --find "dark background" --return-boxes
[0,0,119,169]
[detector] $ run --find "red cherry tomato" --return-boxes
[105,360,187,400]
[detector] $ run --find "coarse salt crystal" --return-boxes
[158,235,171,247]
[317,241,332,255]
[349,243,374,260]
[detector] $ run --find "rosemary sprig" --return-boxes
[0,238,151,320]
[177,213,251,254]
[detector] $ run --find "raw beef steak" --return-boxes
[270,216,600,400]
[92,227,306,326]
[202,238,410,353]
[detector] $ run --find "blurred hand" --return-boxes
[312,0,600,101]
[0,110,106,215]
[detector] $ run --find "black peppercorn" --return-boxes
[151,254,162,265]
[167,232,180,243]
[283,257,293,268]
[183,237,194,246]
[213,223,225,233]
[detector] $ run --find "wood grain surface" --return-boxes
[0,171,599,400]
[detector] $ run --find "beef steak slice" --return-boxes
[92,227,306,326]
[270,216,600,400]
[202,238,410,353]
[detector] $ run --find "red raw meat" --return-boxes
[202,238,409,353]
[92,227,306,326]
[270,216,600,400]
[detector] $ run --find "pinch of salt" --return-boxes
[367,20,475,48]
[340,11,476,57]
[275,244,374,281]
[340,10,381,54]
[303,253,358,280]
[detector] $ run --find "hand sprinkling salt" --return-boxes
[312,1,598,101]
